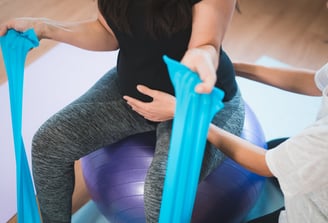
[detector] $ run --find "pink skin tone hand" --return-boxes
[123,85,176,122]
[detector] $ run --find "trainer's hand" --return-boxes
[123,85,176,122]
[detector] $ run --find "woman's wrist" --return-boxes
[38,18,55,40]
[200,44,219,68]
[37,20,45,40]
[38,18,68,41]
[183,44,218,71]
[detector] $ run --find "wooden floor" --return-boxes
[224,0,328,69]
[1,0,328,222]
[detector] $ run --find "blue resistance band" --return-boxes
[159,56,225,223]
[0,29,41,223]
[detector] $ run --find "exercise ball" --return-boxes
[81,103,267,223]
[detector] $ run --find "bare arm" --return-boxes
[188,0,235,51]
[124,86,275,177]
[208,124,273,177]
[234,62,322,96]
[124,61,327,122]
[0,8,119,51]
[41,11,118,51]
[182,0,236,93]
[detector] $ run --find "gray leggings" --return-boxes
[32,68,245,223]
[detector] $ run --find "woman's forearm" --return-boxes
[40,16,119,51]
[188,0,236,68]
[208,124,273,177]
[181,0,236,93]
[189,0,236,52]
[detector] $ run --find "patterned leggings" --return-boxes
[31,68,245,223]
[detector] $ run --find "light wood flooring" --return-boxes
[2,0,328,222]
[224,0,328,69]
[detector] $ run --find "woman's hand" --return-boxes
[0,17,45,38]
[181,45,218,94]
[123,85,176,122]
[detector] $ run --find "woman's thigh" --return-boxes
[32,67,156,161]
[143,89,245,222]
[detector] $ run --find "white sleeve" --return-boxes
[315,62,328,91]
[265,117,328,197]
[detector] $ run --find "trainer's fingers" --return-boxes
[136,84,157,98]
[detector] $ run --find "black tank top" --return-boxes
[102,1,237,102]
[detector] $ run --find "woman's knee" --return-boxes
[31,116,72,161]
[32,121,54,158]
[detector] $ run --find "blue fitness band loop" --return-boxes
[159,55,225,223]
[1,29,41,223]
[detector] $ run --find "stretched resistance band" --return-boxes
[0,29,41,223]
[159,56,225,223]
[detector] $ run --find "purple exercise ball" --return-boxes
[81,103,267,223]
